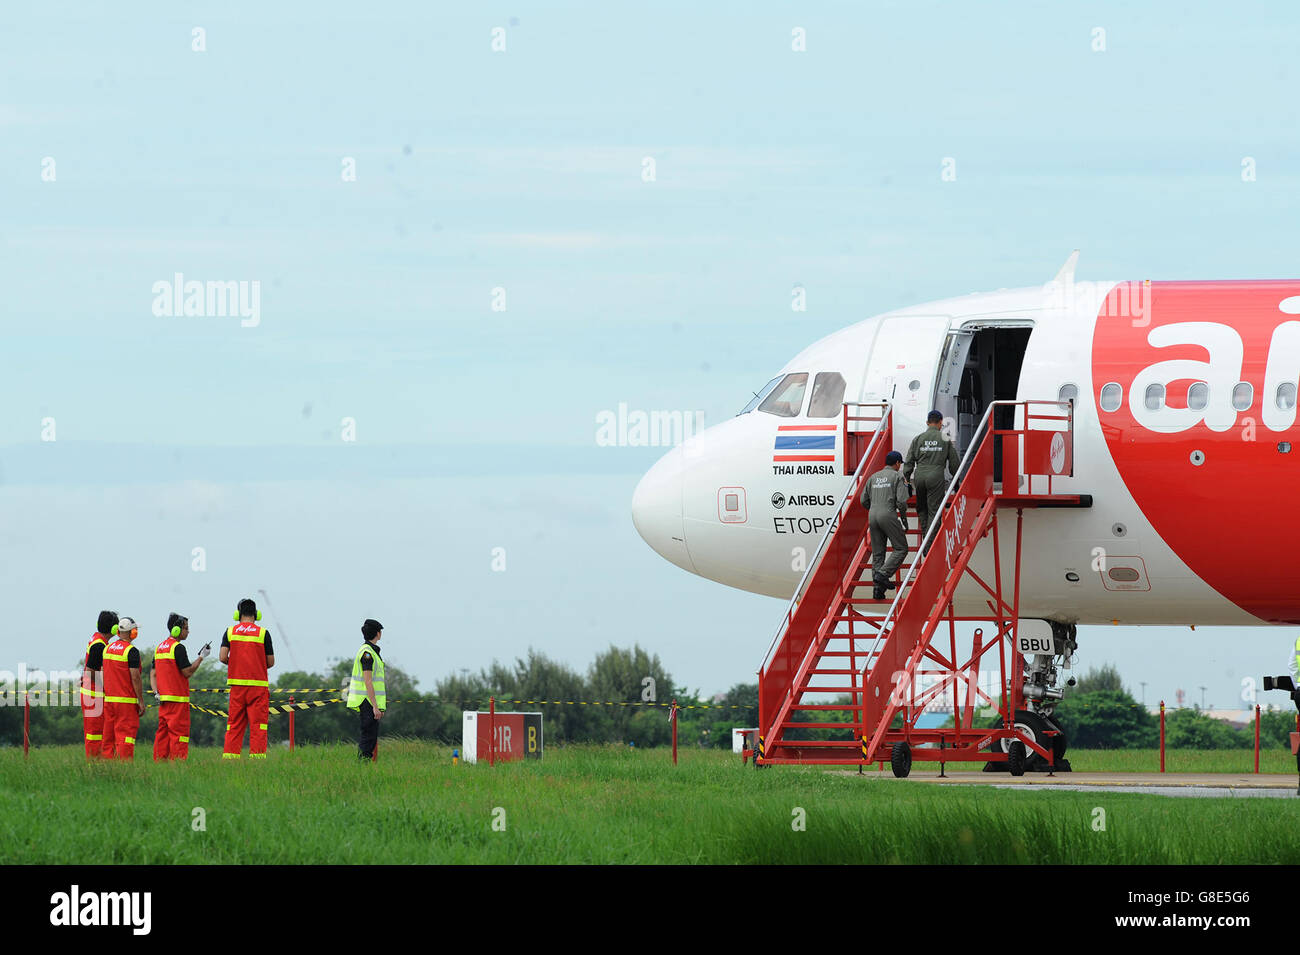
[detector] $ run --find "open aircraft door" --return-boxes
[933,328,976,451]
[860,315,955,449]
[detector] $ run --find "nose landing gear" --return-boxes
[985,622,1076,773]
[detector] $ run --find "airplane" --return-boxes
[632,253,1300,763]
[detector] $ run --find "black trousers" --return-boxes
[1283,683,1300,775]
[358,699,380,760]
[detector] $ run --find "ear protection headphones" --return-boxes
[111,625,118,636]
[171,625,181,637]
[233,609,263,621]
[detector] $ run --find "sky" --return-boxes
[2,1,1299,710]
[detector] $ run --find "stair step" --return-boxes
[795,704,865,711]
[798,686,862,694]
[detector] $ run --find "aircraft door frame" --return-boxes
[932,329,975,450]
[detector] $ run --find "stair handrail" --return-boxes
[858,399,1005,672]
[759,402,892,673]
[859,398,1071,672]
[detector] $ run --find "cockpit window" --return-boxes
[757,373,808,417]
[739,377,782,415]
[807,372,847,417]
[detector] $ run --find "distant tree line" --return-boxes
[1048,664,1293,750]
[762,662,1295,751]
[1,644,760,750]
[7,650,1281,752]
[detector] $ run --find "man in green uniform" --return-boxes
[905,410,961,546]
[861,450,910,600]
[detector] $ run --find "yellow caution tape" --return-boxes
[188,702,231,719]
[187,699,342,718]
[473,700,752,710]
[179,696,755,715]
[269,699,340,715]
[190,687,340,695]
[14,686,1261,714]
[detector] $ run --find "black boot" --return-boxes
[873,586,886,600]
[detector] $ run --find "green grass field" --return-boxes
[1063,748,1296,774]
[3,743,1298,864]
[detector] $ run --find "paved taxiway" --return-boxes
[837,771,1299,798]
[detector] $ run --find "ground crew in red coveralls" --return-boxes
[219,597,275,760]
[80,610,118,758]
[101,616,145,759]
[150,613,210,761]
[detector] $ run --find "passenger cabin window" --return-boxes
[1099,383,1122,412]
[758,373,808,417]
[739,377,782,415]
[1187,382,1208,411]
[1057,383,1078,411]
[1277,382,1297,411]
[807,372,847,417]
[1144,383,1165,411]
[1232,382,1253,411]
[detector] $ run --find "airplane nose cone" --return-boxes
[632,446,695,573]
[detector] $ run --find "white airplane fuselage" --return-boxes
[633,276,1300,628]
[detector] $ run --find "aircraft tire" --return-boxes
[983,709,1059,772]
[1007,740,1026,776]
[890,741,912,778]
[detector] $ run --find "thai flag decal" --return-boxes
[772,424,837,462]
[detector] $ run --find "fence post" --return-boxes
[489,696,496,767]
[1159,700,1165,773]
[671,699,678,766]
[1254,704,1260,774]
[23,690,30,758]
[288,695,295,752]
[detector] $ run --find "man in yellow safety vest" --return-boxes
[346,619,386,761]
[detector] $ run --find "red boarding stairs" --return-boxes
[755,399,1090,775]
